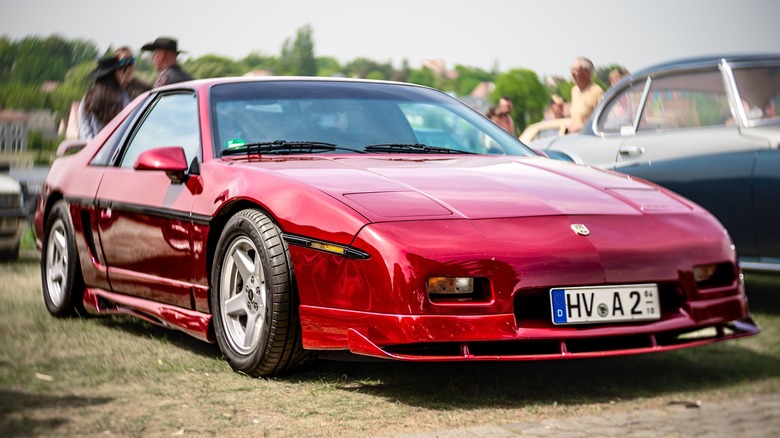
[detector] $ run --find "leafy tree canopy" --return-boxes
[492,68,548,132]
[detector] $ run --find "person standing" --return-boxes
[78,55,135,140]
[140,37,192,87]
[492,96,516,135]
[568,57,604,133]
[544,94,567,120]
[608,67,629,87]
[114,46,151,99]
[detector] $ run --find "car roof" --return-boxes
[152,75,433,92]
[630,53,780,78]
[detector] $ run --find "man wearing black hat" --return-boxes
[141,37,193,87]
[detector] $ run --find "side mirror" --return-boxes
[56,140,88,157]
[134,146,189,184]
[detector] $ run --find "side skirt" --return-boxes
[82,287,214,343]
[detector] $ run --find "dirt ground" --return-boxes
[2,251,779,437]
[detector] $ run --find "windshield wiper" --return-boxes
[363,143,474,154]
[222,140,364,156]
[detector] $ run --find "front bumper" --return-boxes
[299,292,758,361]
[0,209,27,251]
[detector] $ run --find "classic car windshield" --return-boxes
[210,81,533,156]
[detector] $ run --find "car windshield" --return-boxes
[210,80,533,157]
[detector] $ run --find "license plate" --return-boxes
[550,284,660,325]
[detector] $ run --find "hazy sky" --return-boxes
[2,0,779,77]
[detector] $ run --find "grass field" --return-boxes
[1,249,779,437]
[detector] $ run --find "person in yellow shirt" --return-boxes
[568,57,604,133]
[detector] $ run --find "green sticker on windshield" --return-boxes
[226,138,246,149]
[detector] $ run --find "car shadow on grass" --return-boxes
[92,315,222,359]
[291,341,780,410]
[0,389,112,437]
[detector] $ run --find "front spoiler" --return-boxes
[344,319,759,361]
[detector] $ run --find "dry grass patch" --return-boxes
[1,253,779,436]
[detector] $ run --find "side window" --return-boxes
[90,101,145,166]
[637,71,730,132]
[731,66,780,122]
[120,93,199,168]
[598,83,645,133]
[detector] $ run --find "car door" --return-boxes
[541,81,646,168]
[614,69,766,168]
[753,149,780,262]
[95,92,201,308]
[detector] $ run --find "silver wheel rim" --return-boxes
[219,235,267,355]
[45,218,68,307]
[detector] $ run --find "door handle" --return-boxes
[619,145,645,156]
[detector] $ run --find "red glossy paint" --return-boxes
[34,78,758,369]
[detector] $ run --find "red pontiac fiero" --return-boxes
[35,78,758,377]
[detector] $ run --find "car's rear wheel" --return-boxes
[41,200,84,316]
[211,209,313,377]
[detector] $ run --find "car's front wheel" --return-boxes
[211,209,313,377]
[41,200,85,316]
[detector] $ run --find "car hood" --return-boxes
[235,155,692,221]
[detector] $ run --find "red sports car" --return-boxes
[35,77,758,377]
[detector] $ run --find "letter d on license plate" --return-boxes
[550,284,660,325]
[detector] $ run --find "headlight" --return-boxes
[427,277,474,295]
[693,262,736,289]
[426,277,491,303]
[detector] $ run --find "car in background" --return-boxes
[519,117,570,144]
[530,54,780,272]
[34,77,757,377]
[0,162,27,260]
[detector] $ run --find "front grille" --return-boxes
[0,194,21,209]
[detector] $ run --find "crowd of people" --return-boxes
[78,36,192,140]
[77,44,620,144]
[486,56,628,138]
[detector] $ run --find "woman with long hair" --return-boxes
[78,56,134,140]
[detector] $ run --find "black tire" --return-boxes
[210,209,314,377]
[41,200,85,316]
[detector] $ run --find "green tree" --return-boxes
[279,24,317,76]
[492,68,548,132]
[0,83,47,109]
[407,68,437,88]
[47,61,94,116]
[241,52,280,74]
[548,79,574,104]
[343,57,393,79]
[315,56,342,77]
[185,54,244,79]
[0,36,14,82]
[9,35,98,84]
[454,65,495,96]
